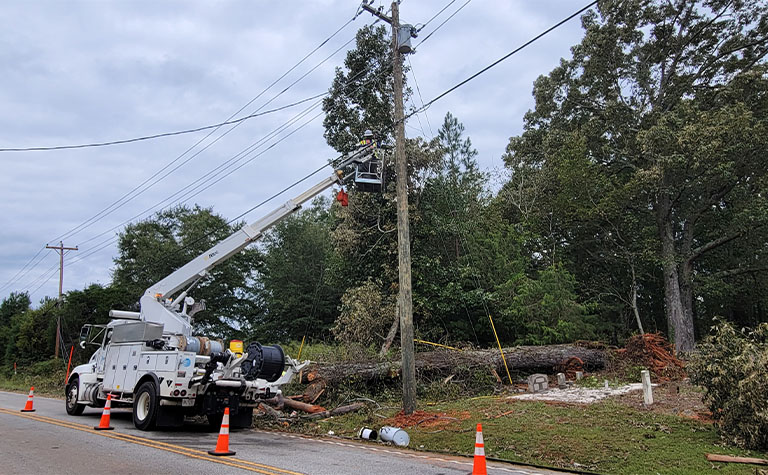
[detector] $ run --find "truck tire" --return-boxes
[65,377,85,416]
[207,413,224,431]
[133,381,159,430]
[230,407,254,429]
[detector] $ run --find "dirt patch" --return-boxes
[382,409,471,428]
[614,379,711,421]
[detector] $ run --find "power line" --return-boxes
[407,57,434,137]
[50,14,364,245]
[0,95,325,153]
[413,0,473,49]
[0,15,361,154]
[0,246,45,293]
[63,73,387,272]
[67,55,393,260]
[66,106,327,268]
[415,0,458,33]
[2,14,367,299]
[408,1,597,120]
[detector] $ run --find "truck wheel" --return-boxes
[207,413,223,431]
[230,407,254,429]
[65,377,85,416]
[133,382,158,430]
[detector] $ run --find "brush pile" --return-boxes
[622,333,685,380]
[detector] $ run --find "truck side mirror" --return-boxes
[79,325,90,343]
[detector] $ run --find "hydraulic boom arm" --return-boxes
[139,144,379,335]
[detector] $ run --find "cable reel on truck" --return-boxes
[241,342,285,382]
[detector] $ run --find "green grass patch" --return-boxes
[276,396,768,474]
[0,359,68,397]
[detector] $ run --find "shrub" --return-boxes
[332,279,395,347]
[689,321,768,450]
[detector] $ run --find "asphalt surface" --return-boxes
[0,390,559,475]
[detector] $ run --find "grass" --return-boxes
[8,355,768,474]
[275,395,768,474]
[0,359,68,397]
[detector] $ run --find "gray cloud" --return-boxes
[0,0,588,304]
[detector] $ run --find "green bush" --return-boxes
[689,321,768,450]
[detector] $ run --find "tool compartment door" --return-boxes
[122,345,143,392]
[102,346,122,390]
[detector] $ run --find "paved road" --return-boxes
[0,390,559,475]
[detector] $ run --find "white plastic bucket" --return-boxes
[378,426,409,447]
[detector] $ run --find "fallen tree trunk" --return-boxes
[300,344,605,386]
[303,402,366,420]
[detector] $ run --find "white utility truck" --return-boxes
[66,140,383,430]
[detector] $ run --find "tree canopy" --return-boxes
[5,4,768,368]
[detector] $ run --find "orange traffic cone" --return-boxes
[472,423,487,475]
[94,394,115,430]
[20,386,35,412]
[208,407,236,456]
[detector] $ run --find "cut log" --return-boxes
[303,379,326,404]
[706,454,768,465]
[282,397,326,414]
[302,344,605,386]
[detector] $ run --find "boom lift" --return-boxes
[67,140,383,430]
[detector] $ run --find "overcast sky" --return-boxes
[0,0,589,306]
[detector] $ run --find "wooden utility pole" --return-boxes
[361,0,417,414]
[46,241,78,358]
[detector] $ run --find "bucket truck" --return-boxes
[66,141,383,430]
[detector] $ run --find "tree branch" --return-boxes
[708,266,768,280]
[688,230,748,263]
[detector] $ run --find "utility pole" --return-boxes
[46,241,78,358]
[361,0,417,414]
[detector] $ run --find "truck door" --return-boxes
[95,328,112,376]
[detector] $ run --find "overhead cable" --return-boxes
[0,246,45,293]
[3,14,365,298]
[50,14,362,245]
[408,1,598,120]
[0,15,360,154]
[414,0,473,49]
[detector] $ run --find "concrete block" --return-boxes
[527,373,548,393]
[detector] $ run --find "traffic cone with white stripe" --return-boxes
[20,386,35,412]
[208,407,236,456]
[472,423,487,475]
[94,393,114,430]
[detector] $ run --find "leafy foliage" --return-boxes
[258,198,341,341]
[504,0,768,351]
[332,278,395,347]
[689,321,768,450]
[112,205,261,336]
